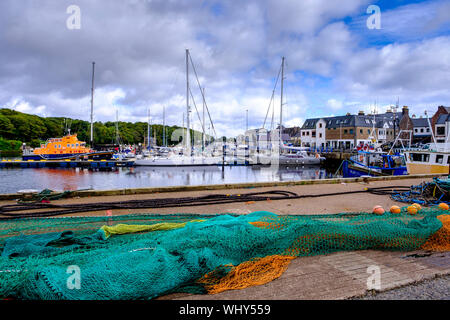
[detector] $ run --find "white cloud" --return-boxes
[284,117,304,128]
[326,99,343,111]
[0,0,448,138]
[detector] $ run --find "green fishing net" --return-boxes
[0,208,446,300]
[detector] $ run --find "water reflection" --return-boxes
[0,165,334,194]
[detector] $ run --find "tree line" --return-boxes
[0,108,208,151]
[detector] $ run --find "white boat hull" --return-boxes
[255,155,324,165]
[134,156,224,166]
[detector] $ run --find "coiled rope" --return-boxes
[0,186,411,220]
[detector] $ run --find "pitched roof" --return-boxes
[411,117,429,127]
[300,112,403,130]
[436,114,450,125]
[301,118,321,129]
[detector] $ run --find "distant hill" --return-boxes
[0,108,208,150]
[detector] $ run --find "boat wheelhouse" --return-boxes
[403,150,450,175]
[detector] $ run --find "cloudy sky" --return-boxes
[0,0,449,137]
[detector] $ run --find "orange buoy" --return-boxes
[390,205,401,214]
[373,205,385,215]
[407,205,418,215]
[438,203,449,210]
[411,203,422,211]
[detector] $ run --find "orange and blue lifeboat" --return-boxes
[22,134,113,160]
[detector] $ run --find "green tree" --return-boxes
[0,115,15,139]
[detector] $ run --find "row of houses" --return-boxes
[241,105,449,150]
[283,105,449,149]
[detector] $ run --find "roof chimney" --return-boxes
[386,107,393,113]
[402,106,409,115]
[358,110,365,115]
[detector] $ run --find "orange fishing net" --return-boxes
[197,255,295,294]
[421,214,450,251]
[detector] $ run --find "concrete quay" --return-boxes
[0,174,449,300]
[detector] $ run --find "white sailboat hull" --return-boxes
[134,155,224,166]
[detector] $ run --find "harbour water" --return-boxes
[0,165,336,194]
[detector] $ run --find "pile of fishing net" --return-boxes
[390,177,450,206]
[0,208,449,300]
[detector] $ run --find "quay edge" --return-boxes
[0,173,447,201]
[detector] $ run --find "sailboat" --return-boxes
[134,49,223,166]
[23,62,114,161]
[255,57,325,166]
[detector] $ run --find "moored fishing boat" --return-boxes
[22,134,113,161]
[343,151,407,177]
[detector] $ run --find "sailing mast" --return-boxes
[115,109,120,146]
[202,87,206,152]
[163,105,166,147]
[90,61,95,147]
[279,57,285,147]
[147,108,151,149]
[182,112,185,149]
[186,49,191,156]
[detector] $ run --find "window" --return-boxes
[360,129,363,134]
[319,123,322,128]
[302,132,305,136]
[426,128,430,132]
[54,145,57,148]
[436,155,444,164]
[367,130,370,134]
[437,126,445,135]
[67,144,70,147]
[344,129,348,134]
[350,129,354,134]
[410,153,430,162]
[319,133,322,138]
[420,128,424,133]
[312,131,316,137]
[306,131,309,136]
[414,129,418,133]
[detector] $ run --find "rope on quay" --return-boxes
[0,186,412,220]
